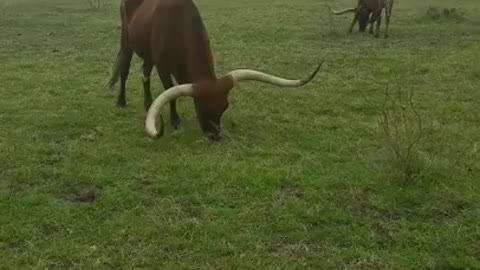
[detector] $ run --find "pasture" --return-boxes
[0,0,479,268]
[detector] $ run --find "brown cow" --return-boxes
[328,0,394,38]
[106,0,323,140]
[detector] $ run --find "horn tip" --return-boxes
[301,60,325,85]
[146,115,165,139]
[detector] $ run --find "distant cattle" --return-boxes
[106,0,323,140]
[329,0,394,38]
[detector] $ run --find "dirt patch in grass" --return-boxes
[331,185,400,247]
[337,187,389,220]
[40,151,65,166]
[472,240,480,261]
[268,235,315,257]
[347,256,391,270]
[60,184,100,203]
[40,222,61,236]
[276,182,304,204]
[424,199,470,223]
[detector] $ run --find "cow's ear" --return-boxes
[217,75,235,95]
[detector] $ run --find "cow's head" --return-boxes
[193,77,233,140]
[145,62,324,140]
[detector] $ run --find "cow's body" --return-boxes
[107,0,322,139]
[127,0,215,81]
[107,0,216,129]
[329,0,394,38]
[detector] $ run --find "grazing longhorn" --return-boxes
[328,0,394,38]
[106,0,323,140]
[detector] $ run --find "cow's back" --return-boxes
[127,0,215,81]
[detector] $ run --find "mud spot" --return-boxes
[347,256,389,270]
[472,240,480,260]
[41,153,64,165]
[132,173,153,190]
[425,198,470,223]
[277,182,304,203]
[268,235,313,257]
[40,222,61,236]
[371,221,397,248]
[338,188,388,220]
[61,184,99,203]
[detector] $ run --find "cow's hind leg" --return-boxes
[384,4,393,38]
[368,13,375,34]
[375,15,382,38]
[142,61,154,111]
[368,11,379,34]
[116,49,133,107]
[384,15,390,38]
[157,72,181,129]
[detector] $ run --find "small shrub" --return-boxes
[362,82,475,182]
[376,85,433,181]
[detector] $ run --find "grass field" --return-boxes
[1,0,480,269]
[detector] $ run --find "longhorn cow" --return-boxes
[329,0,394,38]
[106,0,323,140]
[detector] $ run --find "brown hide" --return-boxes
[109,0,322,139]
[125,0,216,82]
[120,0,228,137]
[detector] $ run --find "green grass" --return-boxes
[1,0,479,269]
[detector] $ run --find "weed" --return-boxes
[362,81,475,183]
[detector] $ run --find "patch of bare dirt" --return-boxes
[60,184,99,203]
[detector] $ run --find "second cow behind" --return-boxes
[329,0,394,38]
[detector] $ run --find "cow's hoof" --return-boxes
[144,103,152,112]
[207,133,221,141]
[116,101,127,108]
[170,116,181,130]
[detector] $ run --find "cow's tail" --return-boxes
[105,1,130,89]
[105,50,122,89]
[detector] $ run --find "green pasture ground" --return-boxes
[0,0,479,269]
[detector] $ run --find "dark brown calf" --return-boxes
[329,0,394,38]
[106,0,323,140]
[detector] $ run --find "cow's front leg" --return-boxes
[142,61,154,111]
[375,15,382,38]
[158,72,181,130]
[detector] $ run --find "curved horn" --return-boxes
[328,5,357,15]
[145,84,195,138]
[227,61,324,87]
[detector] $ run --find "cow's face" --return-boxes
[357,8,371,32]
[193,77,233,140]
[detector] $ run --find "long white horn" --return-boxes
[227,61,324,87]
[145,84,195,138]
[328,6,357,15]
